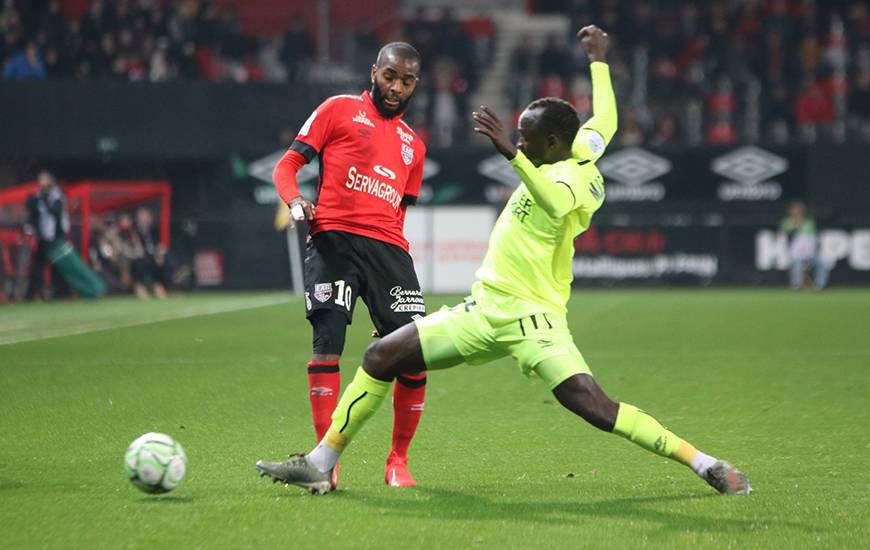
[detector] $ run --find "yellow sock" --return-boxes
[322,367,391,452]
[613,403,717,475]
[613,403,682,458]
[673,440,699,467]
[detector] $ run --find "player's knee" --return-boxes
[309,309,348,356]
[362,339,392,380]
[554,374,617,431]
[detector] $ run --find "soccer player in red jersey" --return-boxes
[267,42,427,488]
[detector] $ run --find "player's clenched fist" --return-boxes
[577,25,609,63]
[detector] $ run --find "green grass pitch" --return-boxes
[1,290,868,548]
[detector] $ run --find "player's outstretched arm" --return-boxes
[473,105,598,218]
[572,25,617,161]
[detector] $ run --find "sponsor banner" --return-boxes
[247,145,809,207]
[416,146,808,205]
[572,224,870,286]
[573,226,720,284]
[596,147,670,202]
[750,227,870,285]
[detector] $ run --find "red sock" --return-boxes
[390,372,427,461]
[307,361,340,442]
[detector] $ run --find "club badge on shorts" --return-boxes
[401,143,414,166]
[314,283,332,303]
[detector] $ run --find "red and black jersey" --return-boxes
[282,91,426,251]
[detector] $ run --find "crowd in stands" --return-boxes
[392,8,494,146]
[0,1,489,145]
[4,1,869,146]
[0,0,269,81]
[515,0,870,144]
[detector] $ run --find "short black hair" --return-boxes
[526,97,580,145]
[376,42,421,68]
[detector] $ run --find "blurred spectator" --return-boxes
[114,209,167,299]
[507,36,537,116]
[23,170,106,300]
[538,35,570,81]
[849,70,870,140]
[618,108,645,146]
[115,212,148,298]
[280,19,312,82]
[24,170,69,300]
[132,206,170,299]
[430,60,463,148]
[780,201,830,291]
[89,214,128,292]
[651,114,678,147]
[2,42,46,80]
[795,80,834,143]
[707,113,737,145]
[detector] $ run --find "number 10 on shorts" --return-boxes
[334,280,352,310]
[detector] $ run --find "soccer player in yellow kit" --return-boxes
[256,25,752,496]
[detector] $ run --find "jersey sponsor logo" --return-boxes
[396,126,414,144]
[299,111,317,136]
[389,285,425,313]
[401,143,414,165]
[352,110,375,128]
[712,146,786,201]
[373,165,397,180]
[597,147,669,202]
[509,191,534,222]
[344,166,402,210]
[314,283,333,303]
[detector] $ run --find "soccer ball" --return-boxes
[124,432,187,494]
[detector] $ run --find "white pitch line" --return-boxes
[0,294,293,346]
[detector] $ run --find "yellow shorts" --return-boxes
[415,292,592,390]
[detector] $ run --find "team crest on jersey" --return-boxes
[401,143,414,165]
[352,110,375,128]
[314,283,332,303]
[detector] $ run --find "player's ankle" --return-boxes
[689,450,717,476]
[307,441,341,473]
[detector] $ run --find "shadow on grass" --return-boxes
[139,495,195,504]
[341,487,816,535]
[0,479,25,491]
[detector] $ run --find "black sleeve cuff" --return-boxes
[289,140,318,162]
[401,194,418,207]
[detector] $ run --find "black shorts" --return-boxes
[303,230,425,335]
